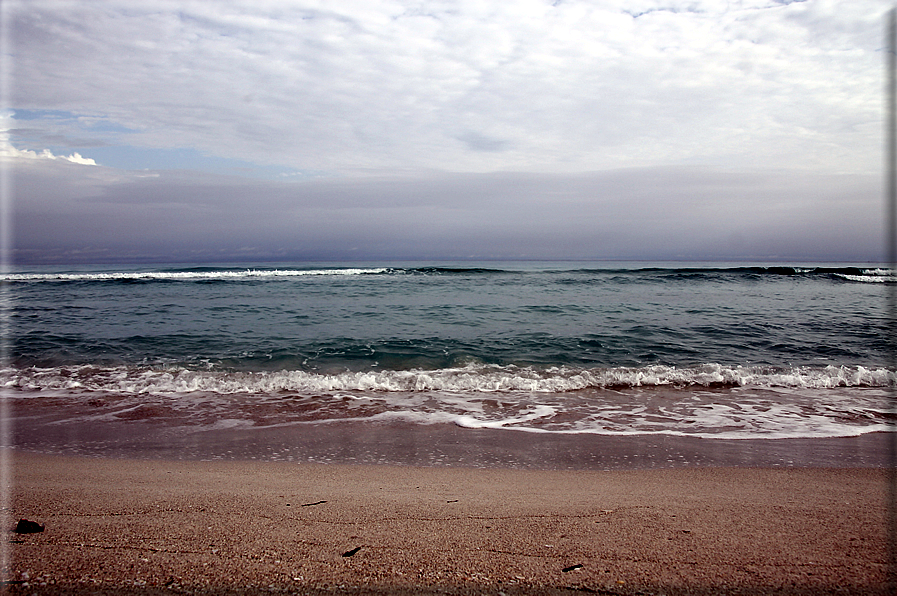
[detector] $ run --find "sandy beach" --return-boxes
[4,450,891,595]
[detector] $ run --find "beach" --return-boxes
[4,262,895,594]
[5,448,891,595]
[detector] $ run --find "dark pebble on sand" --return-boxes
[14,519,44,534]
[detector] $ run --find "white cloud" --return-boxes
[0,139,97,165]
[63,152,98,165]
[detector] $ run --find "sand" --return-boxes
[3,450,892,595]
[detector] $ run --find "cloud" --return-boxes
[5,0,889,175]
[457,132,512,152]
[3,1,890,264]
[0,140,98,165]
[1,112,97,164]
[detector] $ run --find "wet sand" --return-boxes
[5,450,892,595]
[11,416,894,469]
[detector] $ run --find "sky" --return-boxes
[0,0,891,264]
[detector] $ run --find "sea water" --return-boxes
[2,261,894,462]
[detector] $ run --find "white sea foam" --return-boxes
[3,363,893,395]
[6,364,891,440]
[837,274,893,283]
[835,268,897,283]
[0,268,388,282]
[453,405,558,429]
[260,398,891,440]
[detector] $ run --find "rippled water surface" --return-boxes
[4,261,894,441]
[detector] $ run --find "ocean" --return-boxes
[2,261,895,468]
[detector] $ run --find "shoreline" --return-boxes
[12,417,895,470]
[5,450,893,595]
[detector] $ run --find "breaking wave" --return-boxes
[4,363,892,395]
[0,268,389,282]
[2,265,894,284]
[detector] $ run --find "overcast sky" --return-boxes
[1,0,891,264]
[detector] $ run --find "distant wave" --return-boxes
[627,266,897,283]
[0,266,505,282]
[832,269,897,283]
[3,264,892,283]
[402,266,509,275]
[0,268,389,282]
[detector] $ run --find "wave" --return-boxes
[3,264,892,284]
[0,267,389,282]
[6,363,893,441]
[832,269,897,283]
[624,266,897,283]
[403,266,509,275]
[0,265,507,283]
[4,363,892,395]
